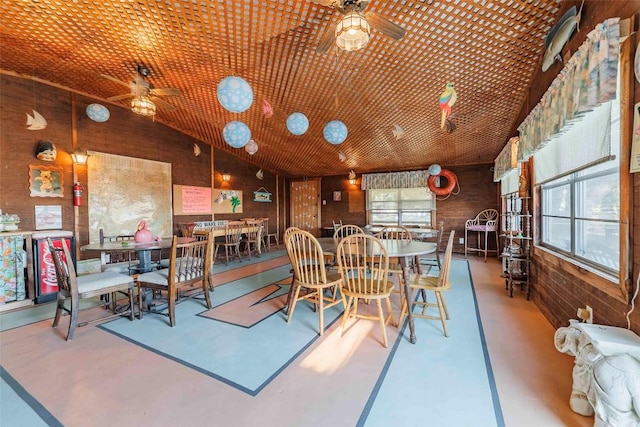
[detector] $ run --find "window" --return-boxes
[367,187,435,227]
[539,77,621,275]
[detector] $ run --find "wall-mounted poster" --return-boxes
[173,185,212,215]
[29,165,63,197]
[35,205,62,230]
[213,189,243,214]
[333,191,342,202]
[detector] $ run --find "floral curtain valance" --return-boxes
[493,136,519,182]
[361,170,430,190]
[517,18,620,161]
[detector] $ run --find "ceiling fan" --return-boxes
[101,65,182,115]
[313,0,406,54]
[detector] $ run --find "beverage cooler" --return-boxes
[32,231,75,304]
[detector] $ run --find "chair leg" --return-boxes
[128,289,134,321]
[67,294,79,341]
[137,284,144,320]
[202,279,212,309]
[484,230,489,262]
[52,294,64,327]
[168,289,177,327]
[373,299,387,347]
[440,293,450,320]
[464,228,468,258]
[318,289,325,335]
[435,291,449,337]
[287,285,301,323]
[384,296,396,327]
[340,296,353,335]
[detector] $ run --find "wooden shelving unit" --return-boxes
[500,193,531,299]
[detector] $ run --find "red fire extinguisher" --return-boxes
[73,182,84,206]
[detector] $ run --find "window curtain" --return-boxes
[361,170,429,190]
[493,136,519,182]
[534,101,614,184]
[517,18,620,162]
[500,168,520,196]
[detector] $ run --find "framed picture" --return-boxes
[29,164,63,197]
[333,191,342,202]
[35,205,62,230]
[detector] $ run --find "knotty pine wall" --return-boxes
[320,164,499,255]
[512,2,640,333]
[0,73,285,259]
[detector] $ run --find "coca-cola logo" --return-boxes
[42,246,59,290]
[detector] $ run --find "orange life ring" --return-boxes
[427,169,457,196]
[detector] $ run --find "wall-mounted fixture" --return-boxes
[71,147,91,165]
[222,172,231,182]
[348,169,357,185]
[131,95,156,116]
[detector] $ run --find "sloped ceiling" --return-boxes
[0,0,569,177]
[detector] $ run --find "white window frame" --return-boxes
[535,42,632,302]
[366,187,436,227]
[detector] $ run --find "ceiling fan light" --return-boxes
[131,95,156,116]
[335,11,370,52]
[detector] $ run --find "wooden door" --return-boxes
[290,179,321,236]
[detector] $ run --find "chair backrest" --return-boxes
[245,219,263,241]
[178,222,196,237]
[99,229,135,244]
[436,221,445,247]
[224,221,245,244]
[466,209,499,229]
[46,237,76,297]
[168,234,213,292]
[99,229,136,265]
[337,233,390,296]
[376,225,412,242]
[285,228,330,286]
[437,230,456,290]
[332,220,343,230]
[333,224,364,242]
[258,217,270,234]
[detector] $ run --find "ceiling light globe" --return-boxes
[131,95,156,116]
[335,12,370,52]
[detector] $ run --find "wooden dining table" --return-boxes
[317,237,437,344]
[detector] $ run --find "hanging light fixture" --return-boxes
[131,95,156,116]
[222,172,231,182]
[335,11,371,52]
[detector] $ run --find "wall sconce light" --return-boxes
[348,170,357,185]
[222,172,231,182]
[71,147,91,165]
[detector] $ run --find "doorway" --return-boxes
[290,179,321,236]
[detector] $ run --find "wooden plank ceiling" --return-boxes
[0,0,565,178]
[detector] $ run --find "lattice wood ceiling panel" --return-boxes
[0,0,565,177]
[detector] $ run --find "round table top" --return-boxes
[80,237,193,252]
[317,237,436,257]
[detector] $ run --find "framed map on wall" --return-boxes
[87,152,173,244]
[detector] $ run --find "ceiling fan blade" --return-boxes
[151,96,176,112]
[100,74,132,88]
[316,24,336,54]
[107,93,134,101]
[366,12,406,41]
[150,87,182,97]
[310,0,335,6]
